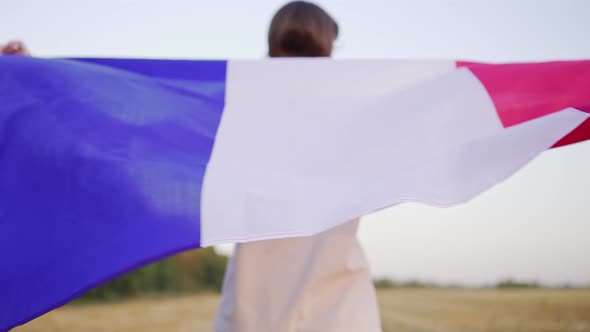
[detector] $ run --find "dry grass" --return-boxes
[14,294,219,332]
[15,289,590,332]
[378,289,590,332]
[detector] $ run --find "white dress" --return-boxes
[214,219,382,332]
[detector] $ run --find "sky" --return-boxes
[1,0,589,286]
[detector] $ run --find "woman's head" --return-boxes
[268,1,338,58]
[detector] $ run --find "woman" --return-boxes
[213,2,382,332]
[1,4,382,331]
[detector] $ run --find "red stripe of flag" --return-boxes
[457,60,590,148]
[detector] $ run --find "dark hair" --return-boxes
[268,1,338,57]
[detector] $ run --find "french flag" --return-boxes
[0,56,588,330]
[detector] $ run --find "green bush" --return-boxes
[374,278,397,289]
[78,247,229,303]
[495,279,540,289]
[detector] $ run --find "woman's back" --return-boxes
[213,2,382,331]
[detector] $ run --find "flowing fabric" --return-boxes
[0,56,588,330]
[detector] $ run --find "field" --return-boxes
[15,289,590,332]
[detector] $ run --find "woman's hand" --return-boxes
[1,40,30,55]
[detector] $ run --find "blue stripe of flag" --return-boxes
[0,56,227,330]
